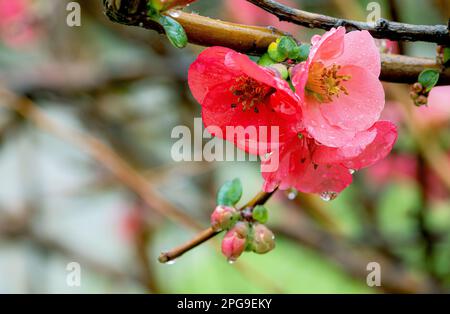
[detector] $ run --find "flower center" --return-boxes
[229,76,276,112]
[305,63,351,103]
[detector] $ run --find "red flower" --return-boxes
[188,38,398,198]
[291,27,385,148]
[224,0,299,34]
[262,121,397,196]
[188,46,301,155]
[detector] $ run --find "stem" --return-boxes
[247,0,450,45]
[158,188,278,263]
[103,1,450,85]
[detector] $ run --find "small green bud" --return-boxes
[277,36,298,58]
[258,53,275,67]
[268,64,289,80]
[250,223,275,254]
[268,42,285,62]
[252,205,268,224]
[296,44,310,62]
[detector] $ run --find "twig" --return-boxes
[103,1,450,85]
[246,0,450,45]
[158,189,278,263]
[0,88,202,231]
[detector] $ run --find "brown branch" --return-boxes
[247,0,450,45]
[0,88,203,232]
[158,189,278,263]
[103,1,450,85]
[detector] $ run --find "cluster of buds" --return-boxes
[410,82,429,106]
[150,0,196,12]
[210,204,275,262]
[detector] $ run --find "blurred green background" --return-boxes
[0,0,449,293]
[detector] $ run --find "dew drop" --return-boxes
[263,152,273,160]
[349,169,355,174]
[165,259,177,265]
[228,259,236,264]
[320,191,338,202]
[287,188,298,200]
[168,10,181,18]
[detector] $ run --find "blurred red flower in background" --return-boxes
[0,0,38,47]
[224,0,299,34]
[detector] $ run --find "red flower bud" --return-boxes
[151,0,196,11]
[251,223,275,254]
[221,222,249,262]
[210,205,239,231]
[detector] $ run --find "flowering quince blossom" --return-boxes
[263,27,397,195]
[291,27,386,148]
[188,27,398,198]
[188,46,301,155]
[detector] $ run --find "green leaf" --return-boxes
[418,69,440,93]
[216,178,243,206]
[277,36,298,58]
[296,44,310,62]
[443,47,450,65]
[157,15,188,48]
[257,53,275,66]
[252,205,268,224]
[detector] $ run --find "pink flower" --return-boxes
[366,154,417,185]
[188,46,301,154]
[224,0,298,34]
[375,39,399,54]
[262,121,397,195]
[188,28,398,198]
[221,222,249,261]
[0,0,37,47]
[414,86,450,127]
[291,27,385,148]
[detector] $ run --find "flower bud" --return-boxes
[151,0,196,11]
[415,95,428,106]
[268,42,285,62]
[250,223,275,254]
[221,222,249,261]
[268,64,289,80]
[210,205,240,231]
[411,82,423,94]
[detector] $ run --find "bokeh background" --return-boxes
[0,0,450,293]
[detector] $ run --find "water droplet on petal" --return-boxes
[320,191,338,202]
[287,188,298,200]
[263,152,273,160]
[349,169,355,174]
[228,259,236,264]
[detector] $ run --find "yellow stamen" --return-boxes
[306,63,351,103]
[229,76,276,112]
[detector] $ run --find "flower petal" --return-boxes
[330,30,381,77]
[310,27,345,62]
[261,136,353,194]
[319,65,385,131]
[313,121,397,169]
[302,99,363,147]
[188,46,237,104]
